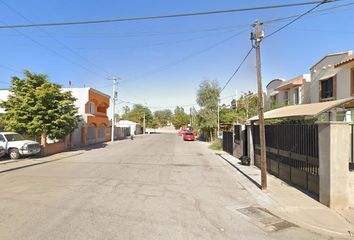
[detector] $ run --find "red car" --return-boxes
[183,131,195,141]
[178,129,188,136]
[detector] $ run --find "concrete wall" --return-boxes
[318,122,351,208]
[349,172,354,206]
[247,125,254,165]
[41,135,71,156]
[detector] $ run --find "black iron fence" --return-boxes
[253,124,319,195]
[351,125,354,171]
[222,131,233,155]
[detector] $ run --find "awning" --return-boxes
[249,97,354,121]
[269,91,279,96]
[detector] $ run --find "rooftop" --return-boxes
[249,97,354,121]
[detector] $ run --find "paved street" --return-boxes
[0,134,339,240]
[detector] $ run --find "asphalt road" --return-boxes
[0,134,332,240]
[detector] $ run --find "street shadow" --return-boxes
[216,153,262,189]
[80,142,108,151]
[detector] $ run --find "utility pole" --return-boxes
[143,100,146,135]
[251,20,267,190]
[217,99,220,138]
[189,107,192,129]
[109,77,118,142]
[143,112,146,134]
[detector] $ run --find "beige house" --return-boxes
[310,51,353,103]
[265,74,310,109]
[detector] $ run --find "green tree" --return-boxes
[1,70,79,142]
[154,109,172,127]
[121,104,153,127]
[234,92,258,123]
[195,80,220,141]
[172,106,189,129]
[220,108,238,125]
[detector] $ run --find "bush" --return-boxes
[209,139,222,150]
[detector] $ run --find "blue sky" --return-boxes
[0,0,353,113]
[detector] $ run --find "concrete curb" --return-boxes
[214,151,354,239]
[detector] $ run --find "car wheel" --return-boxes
[9,149,20,160]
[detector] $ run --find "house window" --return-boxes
[89,102,95,114]
[320,77,333,100]
[284,91,289,105]
[294,88,299,104]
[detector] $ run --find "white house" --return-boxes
[265,79,284,109]
[265,74,310,109]
[116,120,142,136]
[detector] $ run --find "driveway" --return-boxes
[0,134,335,240]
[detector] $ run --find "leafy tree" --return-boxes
[122,105,130,115]
[154,109,172,127]
[220,108,238,125]
[195,80,220,141]
[172,106,189,129]
[121,104,153,127]
[1,70,79,143]
[234,92,258,123]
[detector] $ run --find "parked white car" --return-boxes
[0,132,41,159]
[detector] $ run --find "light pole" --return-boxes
[217,99,220,138]
[108,77,119,142]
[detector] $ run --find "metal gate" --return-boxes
[87,123,97,145]
[223,131,233,155]
[253,124,319,195]
[97,124,106,143]
[234,125,248,158]
[72,126,82,147]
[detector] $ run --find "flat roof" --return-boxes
[249,97,354,121]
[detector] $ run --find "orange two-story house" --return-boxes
[65,87,111,146]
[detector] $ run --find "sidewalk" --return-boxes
[216,152,354,239]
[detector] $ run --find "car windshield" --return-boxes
[185,133,193,136]
[4,133,25,141]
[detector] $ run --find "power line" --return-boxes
[0,19,109,85]
[220,47,254,93]
[124,28,250,83]
[264,1,326,39]
[0,1,338,29]
[0,0,113,79]
[263,1,354,25]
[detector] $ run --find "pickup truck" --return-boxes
[0,132,41,159]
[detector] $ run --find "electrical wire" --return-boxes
[219,0,338,94]
[264,1,327,39]
[0,0,114,80]
[0,19,109,84]
[263,1,354,25]
[220,47,254,93]
[123,28,250,83]
[0,1,338,29]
